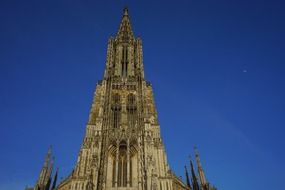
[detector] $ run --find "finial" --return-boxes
[123,7,128,16]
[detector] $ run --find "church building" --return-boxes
[30,8,216,190]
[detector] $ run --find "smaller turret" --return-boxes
[34,146,54,190]
[184,147,216,190]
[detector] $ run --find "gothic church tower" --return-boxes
[57,8,180,190]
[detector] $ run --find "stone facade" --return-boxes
[56,8,183,190]
[31,8,217,190]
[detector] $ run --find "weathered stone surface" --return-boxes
[55,8,187,190]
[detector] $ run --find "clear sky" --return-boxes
[0,0,284,189]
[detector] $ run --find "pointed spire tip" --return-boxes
[123,7,128,16]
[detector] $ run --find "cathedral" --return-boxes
[29,8,216,190]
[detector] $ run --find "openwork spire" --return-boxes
[116,7,134,42]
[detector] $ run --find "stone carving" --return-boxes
[55,8,184,190]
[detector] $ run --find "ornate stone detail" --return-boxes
[55,8,185,190]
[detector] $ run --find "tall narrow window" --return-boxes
[118,142,127,187]
[112,94,121,128]
[121,46,128,77]
[121,47,125,77]
[127,94,137,127]
[125,46,128,77]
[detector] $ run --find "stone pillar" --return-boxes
[115,141,119,188]
[127,139,130,187]
[138,137,142,190]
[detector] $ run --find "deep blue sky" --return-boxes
[0,0,284,189]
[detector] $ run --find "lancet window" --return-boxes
[127,94,137,127]
[118,142,127,187]
[121,45,128,77]
[111,94,121,128]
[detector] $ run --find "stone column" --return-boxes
[127,139,130,187]
[115,140,119,188]
[138,136,142,190]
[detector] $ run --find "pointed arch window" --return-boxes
[118,141,127,187]
[121,46,128,77]
[112,94,121,128]
[127,94,137,127]
[111,141,137,188]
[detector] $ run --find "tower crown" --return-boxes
[104,8,144,79]
[116,7,135,42]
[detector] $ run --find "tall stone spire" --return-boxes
[55,8,214,190]
[116,7,135,42]
[35,146,53,190]
[194,147,207,188]
[102,7,144,79]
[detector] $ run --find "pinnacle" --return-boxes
[123,7,128,16]
[116,7,134,41]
